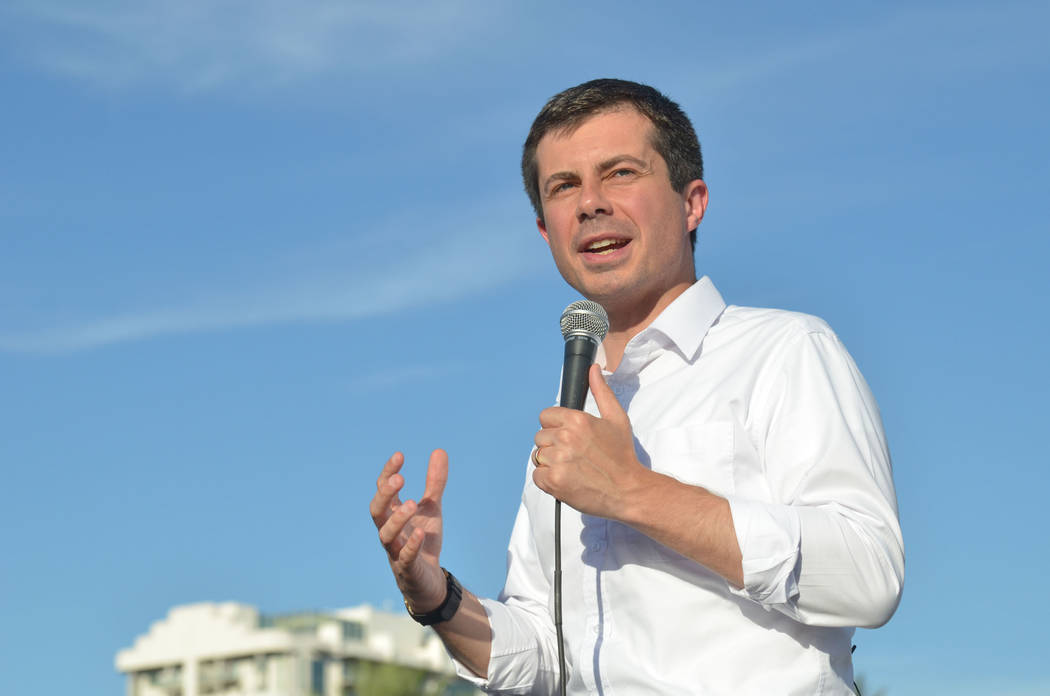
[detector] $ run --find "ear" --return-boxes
[683,180,709,232]
[536,216,551,245]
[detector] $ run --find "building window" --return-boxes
[198,659,239,693]
[311,659,326,695]
[255,655,268,690]
[342,620,365,641]
[144,665,183,695]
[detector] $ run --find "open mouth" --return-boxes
[581,238,630,255]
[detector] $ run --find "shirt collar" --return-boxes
[597,276,726,370]
[647,275,726,361]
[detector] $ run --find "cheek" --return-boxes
[542,233,576,274]
[541,216,577,256]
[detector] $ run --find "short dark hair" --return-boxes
[521,78,704,250]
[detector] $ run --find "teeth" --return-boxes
[586,239,621,251]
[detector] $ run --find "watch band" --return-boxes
[405,568,463,626]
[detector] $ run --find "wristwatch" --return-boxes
[405,568,463,626]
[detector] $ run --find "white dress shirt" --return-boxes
[454,277,904,695]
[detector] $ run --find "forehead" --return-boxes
[535,107,657,174]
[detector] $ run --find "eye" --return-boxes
[610,168,636,178]
[550,181,576,194]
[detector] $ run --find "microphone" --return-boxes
[558,300,610,410]
[553,299,608,696]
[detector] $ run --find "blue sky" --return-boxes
[1,1,1047,694]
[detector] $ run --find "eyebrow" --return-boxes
[542,171,577,195]
[542,155,652,195]
[598,154,650,172]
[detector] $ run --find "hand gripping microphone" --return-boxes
[553,299,609,696]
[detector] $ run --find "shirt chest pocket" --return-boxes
[639,421,736,498]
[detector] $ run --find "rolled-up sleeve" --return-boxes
[726,327,904,628]
[726,497,802,606]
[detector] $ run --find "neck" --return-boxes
[600,279,693,372]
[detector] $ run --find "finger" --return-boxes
[398,526,426,565]
[370,457,406,524]
[589,363,628,425]
[379,499,417,555]
[369,475,405,527]
[376,451,405,491]
[422,449,449,503]
[532,464,554,496]
[539,405,572,428]
[534,428,557,450]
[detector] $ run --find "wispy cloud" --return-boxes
[1,0,499,91]
[0,197,546,354]
[683,1,1046,101]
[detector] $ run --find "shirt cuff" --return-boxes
[726,497,802,608]
[448,597,555,694]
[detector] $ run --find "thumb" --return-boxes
[589,363,628,425]
[422,448,449,503]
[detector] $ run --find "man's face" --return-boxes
[534,107,707,317]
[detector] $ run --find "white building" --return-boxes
[115,602,481,696]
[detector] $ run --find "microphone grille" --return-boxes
[560,300,610,342]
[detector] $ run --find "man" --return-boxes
[371,79,904,695]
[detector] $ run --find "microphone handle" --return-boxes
[554,335,598,696]
[559,337,598,409]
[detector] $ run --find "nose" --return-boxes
[575,178,612,222]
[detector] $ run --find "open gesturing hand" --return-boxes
[369,449,449,612]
